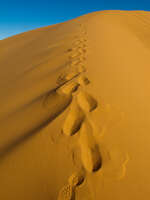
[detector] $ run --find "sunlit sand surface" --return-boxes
[0,10,150,200]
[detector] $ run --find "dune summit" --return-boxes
[0,10,150,200]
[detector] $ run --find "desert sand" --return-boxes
[0,10,150,200]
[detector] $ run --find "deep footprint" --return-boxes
[78,75,90,86]
[57,184,75,200]
[69,52,82,59]
[71,59,82,66]
[56,73,67,85]
[68,170,85,187]
[57,81,79,95]
[78,48,87,54]
[79,119,102,172]
[77,90,98,112]
[62,101,85,136]
[65,70,79,81]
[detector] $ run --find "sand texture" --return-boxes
[0,10,150,200]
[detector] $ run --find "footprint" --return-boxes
[77,65,86,73]
[76,38,86,42]
[73,44,87,50]
[69,52,81,59]
[79,56,86,62]
[65,70,79,81]
[56,69,79,85]
[71,56,86,65]
[58,170,85,200]
[62,101,85,136]
[73,41,81,46]
[57,73,67,85]
[68,170,85,187]
[69,48,86,56]
[73,39,86,46]
[71,59,82,66]
[57,81,79,95]
[79,119,102,172]
[57,184,75,200]
[79,38,87,43]
[77,90,97,112]
[78,75,90,86]
[78,48,87,54]
[78,44,87,48]
[66,48,73,53]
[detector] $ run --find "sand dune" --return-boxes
[0,10,150,200]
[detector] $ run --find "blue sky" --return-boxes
[0,0,150,40]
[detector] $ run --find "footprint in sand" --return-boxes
[57,184,75,200]
[70,56,86,65]
[68,170,85,187]
[70,59,82,66]
[57,48,87,86]
[56,67,80,86]
[57,81,79,95]
[58,171,85,200]
[73,48,87,57]
[77,65,86,73]
[78,43,87,48]
[69,57,86,69]
[66,48,73,53]
[72,44,87,50]
[65,70,80,81]
[78,48,87,54]
[68,53,86,62]
[57,71,69,85]
[68,44,86,58]
[69,54,86,66]
[77,75,90,86]
[77,90,98,112]
[62,101,85,136]
[69,52,82,59]
[78,31,87,38]
[79,56,86,62]
[73,39,87,46]
[79,38,87,42]
[79,119,102,172]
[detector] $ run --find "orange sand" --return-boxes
[0,10,150,200]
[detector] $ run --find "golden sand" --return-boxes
[0,10,150,200]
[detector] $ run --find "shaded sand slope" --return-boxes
[0,10,150,200]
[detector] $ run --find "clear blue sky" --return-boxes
[0,0,150,40]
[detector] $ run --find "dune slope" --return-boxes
[0,10,150,200]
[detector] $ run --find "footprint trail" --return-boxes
[57,22,103,199]
[79,119,102,172]
[77,90,98,112]
[62,101,85,136]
